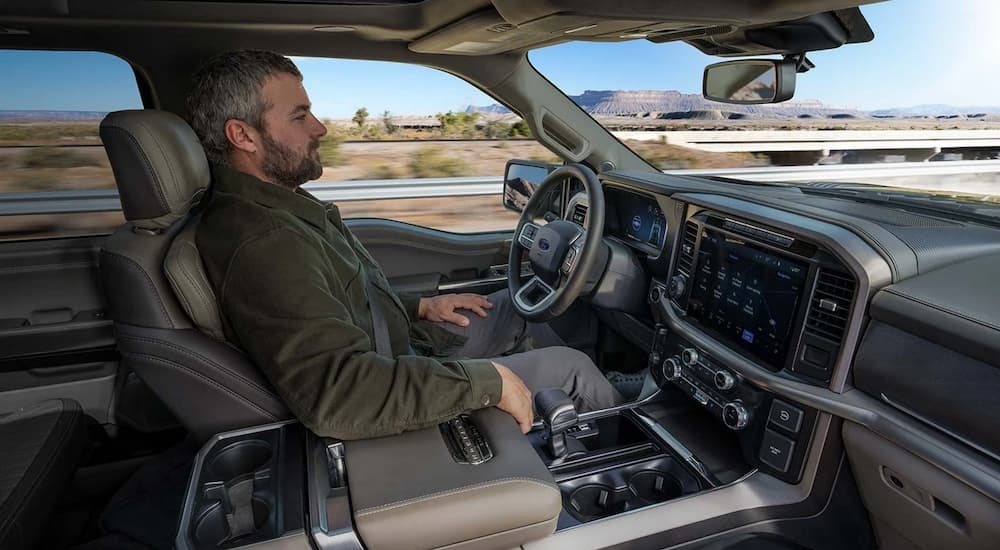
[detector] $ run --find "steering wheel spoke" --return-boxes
[512,276,557,313]
[518,221,542,249]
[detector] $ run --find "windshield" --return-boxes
[527,0,1000,201]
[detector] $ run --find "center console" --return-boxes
[174,400,749,550]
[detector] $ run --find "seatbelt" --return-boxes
[365,271,393,356]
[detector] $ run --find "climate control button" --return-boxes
[681,348,700,366]
[723,402,750,430]
[662,357,683,381]
[714,370,736,391]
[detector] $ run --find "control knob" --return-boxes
[722,402,750,431]
[714,370,736,391]
[649,286,661,302]
[667,275,686,299]
[681,348,700,366]
[661,357,682,381]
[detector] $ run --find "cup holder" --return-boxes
[560,456,701,522]
[205,440,273,481]
[628,470,683,504]
[192,497,271,548]
[568,484,626,519]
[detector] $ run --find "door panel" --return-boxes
[0,235,119,421]
[347,219,514,295]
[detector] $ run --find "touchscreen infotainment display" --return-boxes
[687,228,808,368]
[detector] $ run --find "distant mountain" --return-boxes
[468,90,866,119]
[867,104,1000,117]
[0,110,108,123]
[468,90,1000,120]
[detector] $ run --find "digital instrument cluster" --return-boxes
[607,189,666,252]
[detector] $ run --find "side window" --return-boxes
[0,50,142,241]
[293,57,554,233]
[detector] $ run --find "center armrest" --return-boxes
[343,408,561,550]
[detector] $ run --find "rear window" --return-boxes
[1,50,142,240]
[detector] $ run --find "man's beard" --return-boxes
[260,131,322,189]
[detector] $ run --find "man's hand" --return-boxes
[493,362,533,433]
[418,293,493,327]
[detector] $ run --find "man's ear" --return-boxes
[223,119,260,154]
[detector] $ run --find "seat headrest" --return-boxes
[100,110,210,231]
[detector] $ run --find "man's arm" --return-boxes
[220,227,504,440]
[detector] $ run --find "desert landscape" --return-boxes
[4,89,1000,239]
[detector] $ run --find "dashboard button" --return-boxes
[714,370,736,391]
[768,400,804,434]
[722,402,749,430]
[661,357,682,381]
[681,348,699,366]
[759,429,795,473]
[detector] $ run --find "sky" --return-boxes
[3,0,1000,116]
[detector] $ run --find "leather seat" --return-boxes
[99,109,290,441]
[0,399,88,550]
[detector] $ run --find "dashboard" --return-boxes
[538,165,1000,536]
[558,169,1000,491]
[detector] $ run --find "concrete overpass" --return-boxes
[612,130,1000,164]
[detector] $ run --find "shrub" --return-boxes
[21,147,101,168]
[318,134,346,167]
[364,164,401,180]
[508,121,532,138]
[409,146,468,178]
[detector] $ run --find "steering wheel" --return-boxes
[508,163,604,322]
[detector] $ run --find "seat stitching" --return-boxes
[0,405,81,534]
[102,124,169,213]
[137,118,182,212]
[119,335,274,396]
[125,352,280,419]
[354,477,557,517]
[101,250,172,327]
[178,245,222,334]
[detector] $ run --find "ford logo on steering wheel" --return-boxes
[538,238,551,251]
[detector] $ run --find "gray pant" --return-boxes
[440,290,623,412]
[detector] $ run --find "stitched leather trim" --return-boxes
[125,352,280,420]
[355,477,558,517]
[102,125,169,216]
[117,334,277,400]
[100,250,173,327]
[883,287,1000,333]
[0,401,84,537]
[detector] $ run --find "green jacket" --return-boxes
[196,166,501,439]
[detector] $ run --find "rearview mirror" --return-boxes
[703,59,796,104]
[503,159,554,213]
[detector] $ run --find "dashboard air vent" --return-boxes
[571,203,588,225]
[805,269,855,344]
[677,221,698,274]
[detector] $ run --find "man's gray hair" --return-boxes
[186,50,302,166]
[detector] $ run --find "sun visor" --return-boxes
[679,8,874,56]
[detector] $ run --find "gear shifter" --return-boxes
[534,388,587,463]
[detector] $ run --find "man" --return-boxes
[187,50,621,440]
